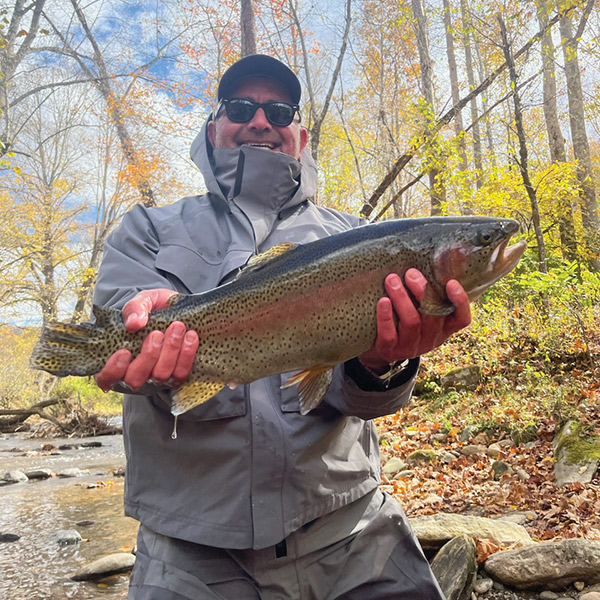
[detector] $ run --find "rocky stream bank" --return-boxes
[1,419,599,600]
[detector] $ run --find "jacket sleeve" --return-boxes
[92,204,172,310]
[320,358,420,420]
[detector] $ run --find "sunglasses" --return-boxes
[218,98,300,127]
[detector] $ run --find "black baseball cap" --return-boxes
[217,55,301,104]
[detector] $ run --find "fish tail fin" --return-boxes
[281,366,334,415]
[30,306,122,377]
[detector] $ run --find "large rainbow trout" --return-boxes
[30,217,526,416]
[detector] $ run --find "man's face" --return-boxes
[207,77,308,161]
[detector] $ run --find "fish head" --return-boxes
[423,218,526,315]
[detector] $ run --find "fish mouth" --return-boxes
[469,235,527,299]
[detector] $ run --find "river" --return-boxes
[0,430,138,599]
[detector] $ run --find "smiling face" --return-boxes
[207,77,308,160]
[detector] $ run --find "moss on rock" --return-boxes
[554,420,600,466]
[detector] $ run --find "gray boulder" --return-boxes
[430,535,477,600]
[553,420,600,486]
[25,468,54,480]
[409,513,534,551]
[381,457,406,477]
[484,538,600,590]
[71,552,136,582]
[2,470,28,483]
[441,366,481,392]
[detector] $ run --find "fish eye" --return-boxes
[478,231,493,245]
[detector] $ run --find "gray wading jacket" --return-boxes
[92,121,420,550]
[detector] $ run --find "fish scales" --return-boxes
[30,216,526,415]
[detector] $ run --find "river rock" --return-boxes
[406,449,437,465]
[71,552,136,581]
[2,470,28,483]
[50,529,82,546]
[486,443,502,459]
[461,445,486,457]
[580,593,600,600]
[25,468,54,480]
[58,468,89,478]
[441,366,481,392]
[0,533,21,542]
[473,578,494,594]
[382,457,406,476]
[430,534,477,600]
[553,420,600,486]
[409,514,534,551]
[491,460,513,480]
[484,538,600,590]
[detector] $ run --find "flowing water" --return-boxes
[0,431,138,599]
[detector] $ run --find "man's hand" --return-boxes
[95,289,199,392]
[359,269,471,373]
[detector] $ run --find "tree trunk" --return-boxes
[536,0,578,261]
[412,0,445,215]
[498,15,547,274]
[0,0,47,155]
[442,0,468,182]
[67,0,156,207]
[474,38,497,166]
[360,4,571,218]
[559,6,599,269]
[289,0,351,167]
[459,0,483,189]
[241,0,257,57]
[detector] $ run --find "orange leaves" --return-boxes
[475,538,503,564]
[377,389,600,544]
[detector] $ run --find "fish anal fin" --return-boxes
[171,379,225,416]
[282,366,334,415]
[418,286,455,316]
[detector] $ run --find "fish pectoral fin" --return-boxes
[418,286,455,316]
[281,367,334,416]
[237,243,298,278]
[171,379,225,416]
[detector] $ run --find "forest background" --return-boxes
[1,0,600,540]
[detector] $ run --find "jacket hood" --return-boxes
[190,118,318,216]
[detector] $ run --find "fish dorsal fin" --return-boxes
[237,243,297,278]
[166,293,187,308]
[281,366,334,415]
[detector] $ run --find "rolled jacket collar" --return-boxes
[190,119,318,247]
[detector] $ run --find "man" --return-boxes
[94,54,470,599]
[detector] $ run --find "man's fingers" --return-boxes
[172,330,200,382]
[444,279,471,334]
[374,297,398,356]
[122,289,178,333]
[385,273,421,357]
[151,322,186,382]
[125,331,164,390]
[402,269,428,304]
[96,349,132,392]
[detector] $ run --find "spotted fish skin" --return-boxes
[30,216,526,415]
